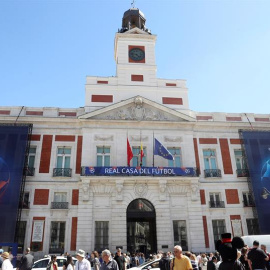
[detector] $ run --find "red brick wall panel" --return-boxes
[196,116,213,121]
[202,216,210,248]
[55,135,76,142]
[199,138,218,144]
[166,83,176,86]
[97,80,108,84]
[30,134,41,141]
[26,111,43,116]
[76,136,83,174]
[219,138,233,174]
[230,139,243,144]
[59,112,77,117]
[131,75,144,81]
[0,110,10,115]
[91,95,113,103]
[162,97,183,105]
[39,135,53,173]
[254,118,270,122]
[33,189,49,205]
[226,116,242,121]
[200,190,206,205]
[70,217,78,251]
[193,138,201,174]
[31,217,45,251]
[72,189,79,205]
[226,189,240,204]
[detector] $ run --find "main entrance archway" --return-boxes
[126,199,157,254]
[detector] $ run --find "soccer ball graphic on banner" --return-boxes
[0,157,10,200]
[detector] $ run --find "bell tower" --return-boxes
[114,7,157,86]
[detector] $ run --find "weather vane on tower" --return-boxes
[131,0,136,8]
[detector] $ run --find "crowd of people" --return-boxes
[1,237,270,270]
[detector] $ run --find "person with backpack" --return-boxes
[130,254,137,268]
[159,253,170,270]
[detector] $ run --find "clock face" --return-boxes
[129,48,145,61]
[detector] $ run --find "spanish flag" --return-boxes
[140,142,144,166]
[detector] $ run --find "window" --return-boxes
[235,150,248,176]
[243,192,254,207]
[26,147,36,175]
[246,219,260,235]
[28,147,36,168]
[168,147,181,167]
[97,146,110,166]
[49,221,65,253]
[52,192,68,209]
[203,149,217,170]
[17,221,27,253]
[22,192,30,208]
[234,150,247,170]
[33,259,49,269]
[209,192,224,208]
[54,192,67,202]
[57,147,71,168]
[132,146,146,166]
[212,219,226,244]
[95,221,109,251]
[173,220,188,251]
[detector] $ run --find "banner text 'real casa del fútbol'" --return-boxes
[82,166,197,176]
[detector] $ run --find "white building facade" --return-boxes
[0,7,268,257]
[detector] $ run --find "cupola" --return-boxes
[119,8,151,34]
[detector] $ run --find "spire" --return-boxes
[118,6,151,34]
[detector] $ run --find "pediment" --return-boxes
[124,27,150,35]
[79,96,195,122]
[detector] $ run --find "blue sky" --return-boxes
[1,0,270,114]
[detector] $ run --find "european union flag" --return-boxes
[154,138,174,160]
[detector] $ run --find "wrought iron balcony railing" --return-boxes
[20,201,30,209]
[209,201,225,208]
[236,169,249,177]
[25,167,35,176]
[243,200,255,207]
[53,168,72,177]
[51,202,69,209]
[204,169,222,178]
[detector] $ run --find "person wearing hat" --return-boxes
[75,249,91,270]
[1,252,13,270]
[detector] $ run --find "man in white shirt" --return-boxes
[75,250,91,270]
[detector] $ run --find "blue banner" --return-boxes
[0,125,30,242]
[82,166,197,176]
[241,130,270,234]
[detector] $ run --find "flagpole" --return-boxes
[140,130,142,167]
[153,131,155,167]
[127,130,128,166]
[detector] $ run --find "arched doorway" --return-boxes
[127,199,157,254]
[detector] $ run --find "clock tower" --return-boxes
[114,8,157,86]
[85,6,189,112]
